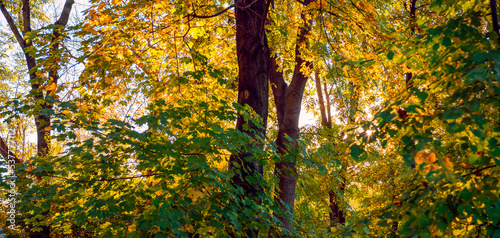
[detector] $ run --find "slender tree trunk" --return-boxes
[229,0,270,236]
[404,0,417,90]
[315,72,345,227]
[269,1,314,235]
[324,83,332,128]
[315,71,328,126]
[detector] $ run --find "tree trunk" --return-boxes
[315,72,345,227]
[314,71,328,127]
[229,0,270,236]
[328,182,345,226]
[404,0,417,90]
[489,0,500,125]
[269,1,314,234]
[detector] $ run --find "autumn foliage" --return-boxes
[0,0,499,237]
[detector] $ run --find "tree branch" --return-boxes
[269,55,288,125]
[0,1,26,49]
[490,0,500,43]
[47,0,74,97]
[186,4,234,20]
[22,0,31,35]
[40,173,161,182]
[462,165,496,177]
[55,0,74,26]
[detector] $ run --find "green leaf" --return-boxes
[465,98,480,111]
[443,108,463,120]
[489,147,500,157]
[350,144,364,161]
[415,91,428,102]
[493,229,500,238]
[442,37,451,46]
[472,52,489,64]
[341,232,353,237]
[433,43,440,51]
[418,214,432,227]
[278,29,287,37]
[447,122,465,133]
[471,129,485,139]
[387,51,394,60]
[471,114,486,129]
[460,188,472,200]
[469,153,482,165]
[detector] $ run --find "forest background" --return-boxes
[0,0,499,237]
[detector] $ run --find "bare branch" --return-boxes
[39,173,161,182]
[186,4,234,20]
[0,1,26,49]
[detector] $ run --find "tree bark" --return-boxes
[269,0,314,234]
[229,0,270,236]
[404,0,417,90]
[314,71,328,127]
[328,182,345,226]
[0,137,22,164]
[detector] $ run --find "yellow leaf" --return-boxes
[187,188,203,202]
[443,157,454,170]
[46,83,57,92]
[415,150,437,165]
[128,224,136,232]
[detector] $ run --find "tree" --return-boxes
[0,0,74,157]
[1,0,500,237]
[268,0,315,233]
[314,71,346,227]
[228,0,270,236]
[0,0,74,236]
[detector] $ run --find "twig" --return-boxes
[186,4,235,20]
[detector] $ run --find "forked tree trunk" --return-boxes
[269,0,314,235]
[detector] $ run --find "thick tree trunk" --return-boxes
[269,1,314,235]
[229,0,270,236]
